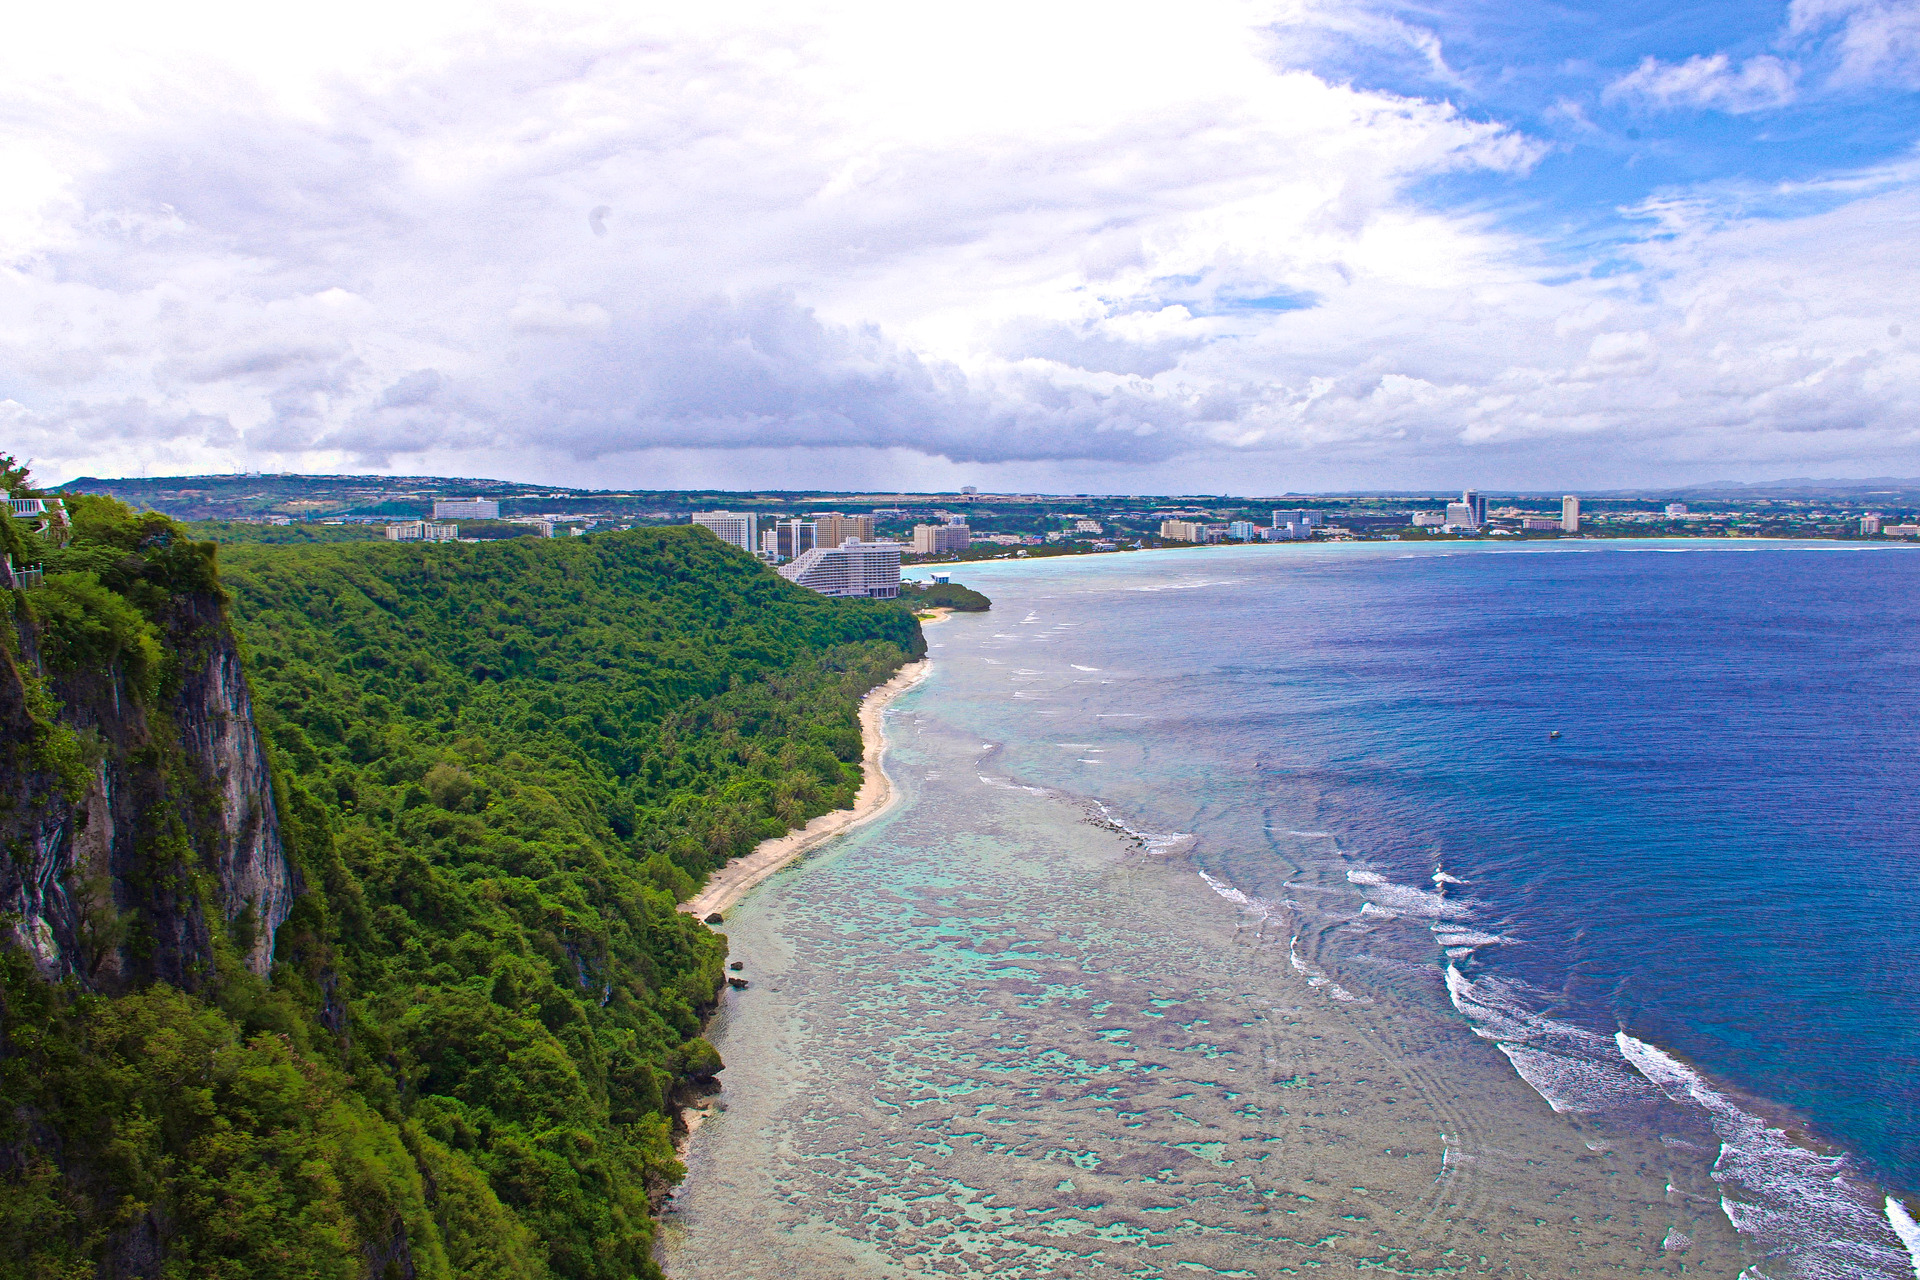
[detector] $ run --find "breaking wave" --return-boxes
[1345,867,1473,920]
[1616,1033,1917,1279]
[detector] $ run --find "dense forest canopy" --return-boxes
[899,580,991,612]
[1,492,923,1280]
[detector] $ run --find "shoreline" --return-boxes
[679,618,947,921]
[660,679,1750,1277]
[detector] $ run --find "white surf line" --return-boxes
[1617,1031,1918,1277]
[1886,1197,1920,1279]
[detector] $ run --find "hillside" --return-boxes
[0,495,922,1280]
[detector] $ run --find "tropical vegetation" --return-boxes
[0,472,922,1279]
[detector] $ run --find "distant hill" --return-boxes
[55,470,1920,515]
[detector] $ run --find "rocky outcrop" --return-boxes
[0,588,295,989]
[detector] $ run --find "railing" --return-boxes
[5,557,42,589]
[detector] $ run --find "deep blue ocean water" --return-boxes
[948,540,1920,1273]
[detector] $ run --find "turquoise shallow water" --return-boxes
[665,541,1920,1278]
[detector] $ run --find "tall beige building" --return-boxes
[912,523,970,554]
[810,512,875,546]
[1561,495,1580,533]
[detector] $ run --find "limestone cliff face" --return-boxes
[169,591,296,976]
[0,588,295,989]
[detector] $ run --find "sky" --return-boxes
[3,0,1918,493]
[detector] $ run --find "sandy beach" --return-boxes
[679,627,942,921]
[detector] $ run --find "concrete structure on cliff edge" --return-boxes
[778,538,902,598]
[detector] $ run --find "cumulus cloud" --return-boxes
[1602,53,1800,114]
[0,0,1916,489]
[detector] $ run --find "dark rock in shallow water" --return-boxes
[705,912,724,924]
[727,977,749,989]
[729,961,744,971]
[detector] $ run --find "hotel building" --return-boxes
[691,510,758,553]
[433,497,500,520]
[778,539,902,598]
[912,522,971,554]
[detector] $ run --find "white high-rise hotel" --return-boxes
[690,510,757,554]
[433,497,500,520]
[778,539,902,598]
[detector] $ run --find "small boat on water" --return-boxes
[1548,730,1562,740]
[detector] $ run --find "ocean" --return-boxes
[664,540,1920,1278]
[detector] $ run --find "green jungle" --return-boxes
[0,473,926,1280]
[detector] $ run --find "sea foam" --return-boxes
[1445,967,1657,1112]
[1616,1032,1916,1278]
[1885,1197,1920,1279]
[1345,867,1472,920]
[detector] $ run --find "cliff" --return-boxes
[0,511,294,989]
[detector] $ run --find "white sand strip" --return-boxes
[679,637,941,921]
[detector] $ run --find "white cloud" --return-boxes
[1789,0,1920,87]
[1602,53,1800,114]
[0,0,1916,491]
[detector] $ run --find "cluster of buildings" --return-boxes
[913,517,971,555]
[385,520,458,542]
[692,509,913,599]
[1159,509,1327,543]
[1157,492,1585,544]
[385,496,499,541]
[1411,492,1580,533]
[387,496,616,541]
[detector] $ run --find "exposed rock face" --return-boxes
[170,592,295,976]
[0,588,295,989]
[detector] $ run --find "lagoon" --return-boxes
[665,541,1920,1278]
